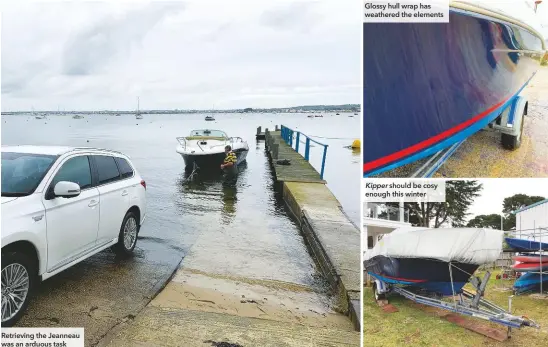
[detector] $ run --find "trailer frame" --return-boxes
[371,270,539,336]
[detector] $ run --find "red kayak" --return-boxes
[512,262,548,272]
[512,254,546,262]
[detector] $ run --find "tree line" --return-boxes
[381,181,544,230]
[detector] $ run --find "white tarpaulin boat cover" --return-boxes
[366,227,504,264]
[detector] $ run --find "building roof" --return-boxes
[512,198,548,214]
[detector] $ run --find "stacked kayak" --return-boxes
[512,254,548,272]
[507,238,548,294]
[505,237,548,252]
[505,237,548,294]
[514,272,548,294]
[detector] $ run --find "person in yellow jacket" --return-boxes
[220,145,237,171]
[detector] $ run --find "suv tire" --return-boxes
[113,211,139,256]
[1,251,36,327]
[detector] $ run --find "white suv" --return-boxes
[1,146,146,327]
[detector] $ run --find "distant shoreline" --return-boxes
[2,104,360,115]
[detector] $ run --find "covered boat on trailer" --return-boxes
[365,227,539,330]
[364,227,503,295]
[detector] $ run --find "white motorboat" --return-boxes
[176,129,249,170]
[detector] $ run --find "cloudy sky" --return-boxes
[468,179,548,218]
[1,1,361,112]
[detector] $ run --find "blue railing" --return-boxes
[280,125,328,179]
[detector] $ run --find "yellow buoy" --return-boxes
[351,139,361,149]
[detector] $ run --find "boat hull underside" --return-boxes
[365,256,479,295]
[181,149,248,170]
[363,10,544,175]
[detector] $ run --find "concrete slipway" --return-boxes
[99,129,360,346]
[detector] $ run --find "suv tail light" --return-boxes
[140,180,146,189]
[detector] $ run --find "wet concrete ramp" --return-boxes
[104,305,359,347]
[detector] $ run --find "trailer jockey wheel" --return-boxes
[501,107,524,150]
[372,282,386,302]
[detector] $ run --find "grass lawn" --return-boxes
[363,270,548,347]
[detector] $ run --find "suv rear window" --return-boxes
[115,157,134,179]
[94,156,121,185]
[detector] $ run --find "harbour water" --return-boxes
[1,112,360,341]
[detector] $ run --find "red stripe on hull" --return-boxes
[363,97,508,173]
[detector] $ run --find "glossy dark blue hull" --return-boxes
[363,9,545,176]
[365,256,479,296]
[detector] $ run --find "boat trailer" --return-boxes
[372,271,539,336]
[409,93,528,178]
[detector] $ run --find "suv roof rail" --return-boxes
[66,147,126,156]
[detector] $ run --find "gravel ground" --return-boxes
[374,67,548,178]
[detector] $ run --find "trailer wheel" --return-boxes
[501,108,524,150]
[372,282,386,302]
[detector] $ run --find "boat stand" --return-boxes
[373,271,539,336]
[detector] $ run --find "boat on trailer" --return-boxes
[365,226,539,330]
[365,227,503,295]
[363,1,546,176]
[176,129,249,171]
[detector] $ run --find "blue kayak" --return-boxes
[514,272,548,294]
[505,237,548,252]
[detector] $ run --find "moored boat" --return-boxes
[135,97,143,119]
[205,115,215,121]
[176,129,249,171]
[364,227,503,295]
[363,1,546,176]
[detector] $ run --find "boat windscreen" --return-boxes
[189,129,227,138]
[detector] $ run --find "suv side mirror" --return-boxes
[53,181,81,198]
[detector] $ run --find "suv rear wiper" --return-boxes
[1,192,28,197]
